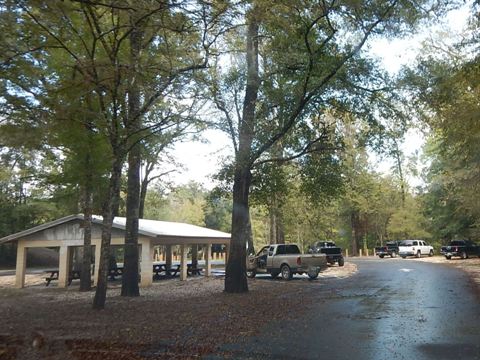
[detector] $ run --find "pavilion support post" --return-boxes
[165,245,172,268]
[140,239,153,287]
[93,242,101,286]
[15,240,27,288]
[224,243,230,266]
[180,244,187,281]
[205,244,212,277]
[58,245,71,288]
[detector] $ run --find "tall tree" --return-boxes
[0,0,225,307]
[403,4,480,240]
[207,0,453,292]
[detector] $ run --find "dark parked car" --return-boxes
[440,240,480,260]
[375,241,400,258]
[309,241,344,266]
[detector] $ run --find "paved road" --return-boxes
[214,259,480,360]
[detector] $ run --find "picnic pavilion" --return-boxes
[0,214,231,288]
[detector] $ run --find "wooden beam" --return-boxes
[15,240,27,288]
[205,244,212,277]
[58,246,71,288]
[140,239,153,287]
[93,241,101,286]
[180,244,187,281]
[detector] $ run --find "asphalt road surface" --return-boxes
[213,258,480,360]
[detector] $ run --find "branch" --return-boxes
[253,131,336,167]
[250,0,398,166]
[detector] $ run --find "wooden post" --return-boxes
[359,249,363,257]
[345,249,349,258]
[15,240,27,288]
[205,244,212,277]
[224,244,229,265]
[93,242,101,286]
[140,240,153,287]
[58,246,71,288]
[180,244,187,281]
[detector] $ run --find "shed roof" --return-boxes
[0,214,231,244]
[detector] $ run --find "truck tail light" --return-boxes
[297,257,302,266]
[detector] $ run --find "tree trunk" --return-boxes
[269,200,285,244]
[225,167,251,293]
[224,12,259,293]
[121,144,141,297]
[121,13,143,297]
[246,211,255,255]
[165,245,172,268]
[191,245,198,268]
[350,211,358,256]
[80,182,93,291]
[93,156,123,309]
[269,207,277,244]
[139,172,149,220]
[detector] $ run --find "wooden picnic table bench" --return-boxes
[44,269,81,286]
[187,264,203,276]
[109,266,123,280]
[44,263,203,286]
[152,264,202,278]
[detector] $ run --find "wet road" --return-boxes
[214,259,480,360]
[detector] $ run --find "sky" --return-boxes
[167,4,471,190]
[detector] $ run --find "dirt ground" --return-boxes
[0,263,357,360]
[0,256,477,360]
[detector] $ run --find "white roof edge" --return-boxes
[0,215,231,244]
[0,214,83,244]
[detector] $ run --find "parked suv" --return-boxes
[398,240,434,258]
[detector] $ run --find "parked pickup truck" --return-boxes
[398,240,434,258]
[247,244,327,280]
[309,241,344,266]
[375,241,400,258]
[440,240,480,260]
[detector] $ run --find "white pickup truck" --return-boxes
[246,244,327,280]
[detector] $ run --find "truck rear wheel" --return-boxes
[281,265,292,280]
[429,250,434,257]
[308,270,319,280]
[445,255,451,260]
[460,251,467,259]
[338,257,345,267]
[246,270,256,278]
[379,254,385,259]
[416,250,421,258]
[391,251,397,258]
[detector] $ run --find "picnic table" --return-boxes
[44,269,81,286]
[44,263,203,285]
[152,264,203,278]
